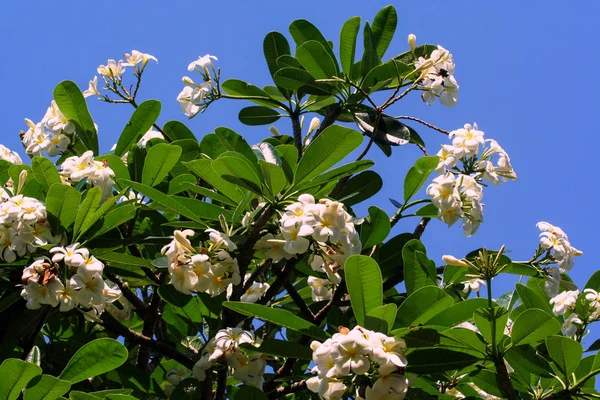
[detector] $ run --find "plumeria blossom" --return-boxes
[537,221,582,271]
[61,151,115,200]
[308,276,335,301]
[123,50,158,68]
[308,326,410,399]
[0,145,23,164]
[415,45,459,107]
[82,76,101,98]
[562,313,583,338]
[97,59,126,79]
[462,278,486,293]
[450,123,485,158]
[550,290,579,316]
[50,243,88,267]
[187,54,218,72]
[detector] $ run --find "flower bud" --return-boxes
[408,34,417,54]
[307,117,321,136]
[442,255,470,268]
[269,126,280,136]
[16,169,28,195]
[182,76,195,86]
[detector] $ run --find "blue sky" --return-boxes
[2,1,600,342]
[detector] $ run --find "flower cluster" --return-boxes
[193,328,266,389]
[21,101,74,157]
[89,50,158,97]
[415,45,459,107]
[0,192,55,262]
[428,123,516,236]
[548,287,600,338]
[20,243,121,314]
[0,145,23,165]
[308,326,409,400]
[537,222,582,271]
[60,150,115,200]
[177,54,219,117]
[226,273,270,303]
[161,229,243,298]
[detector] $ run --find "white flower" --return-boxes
[562,313,582,338]
[123,50,158,68]
[168,263,198,295]
[550,290,579,316]
[240,281,270,303]
[70,270,105,306]
[43,101,75,134]
[330,330,372,375]
[450,123,485,158]
[366,365,409,400]
[545,267,561,298]
[462,278,486,293]
[166,367,189,386]
[0,145,23,164]
[61,151,96,182]
[584,288,600,309]
[82,76,101,98]
[306,376,347,400]
[177,86,201,117]
[308,276,334,302]
[50,243,89,267]
[56,279,79,312]
[254,233,293,263]
[442,255,471,268]
[26,130,51,156]
[205,228,237,251]
[435,144,457,174]
[97,59,126,78]
[408,34,416,52]
[370,333,408,368]
[281,222,312,255]
[161,229,196,264]
[188,54,218,71]
[214,328,254,350]
[416,45,459,107]
[46,133,70,157]
[426,174,461,209]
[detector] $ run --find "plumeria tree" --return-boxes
[0,5,597,400]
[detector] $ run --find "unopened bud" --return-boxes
[182,76,195,86]
[268,126,280,136]
[442,255,470,268]
[16,169,28,195]
[307,117,321,136]
[408,34,417,54]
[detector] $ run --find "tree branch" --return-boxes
[100,312,196,370]
[269,380,306,399]
[283,281,315,323]
[313,103,342,139]
[105,272,147,313]
[494,359,517,400]
[414,217,431,239]
[291,112,303,159]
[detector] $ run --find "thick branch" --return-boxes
[494,360,517,400]
[258,259,299,306]
[100,312,195,370]
[283,281,315,323]
[105,272,146,313]
[313,103,342,138]
[270,380,306,399]
[291,112,303,159]
[414,217,431,239]
[136,287,163,368]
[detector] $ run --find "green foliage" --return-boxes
[345,255,383,326]
[59,338,128,383]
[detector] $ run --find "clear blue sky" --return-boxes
[2,1,600,341]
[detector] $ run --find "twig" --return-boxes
[291,112,303,159]
[313,103,342,138]
[100,312,195,370]
[396,115,451,135]
[270,380,307,399]
[414,217,431,239]
[355,109,382,162]
[494,359,517,400]
[136,285,163,368]
[283,281,315,323]
[105,272,146,313]
[258,259,299,305]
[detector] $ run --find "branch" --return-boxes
[215,369,227,400]
[136,286,164,368]
[105,272,146,313]
[494,359,517,400]
[414,217,431,239]
[258,259,299,306]
[283,281,315,323]
[396,115,451,136]
[291,112,303,159]
[100,312,196,370]
[313,103,342,138]
[269,380,306,399]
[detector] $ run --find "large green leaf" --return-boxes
[238,106,281,126]
[361,60,412,93]
[31,157,62,192]
[295,125,363,184]
[546,335,583,377]
[214,127,259,165]
[273,67,335,95]
[336,170,382,206]
[294,160,373,193]
[183,159,245,203]
[120,180,205,224]
[395,286,454,328]
[59,338,128,383]
[142,143,182,187]
[361,22,381,77]
[469,369,504,398]
[223,302,328,341]
[211,156,264,196]
[296,40,338,79]
[221,79,281,108]
[178,183,236,206]
[289,19,339,73]
[355,112,420,147]
[345,255,383,326]
[427,298,489,327]
[77,190,124,240]
[114,100,162,157]
[365,303,397,334]
[53,80,98,154]
[87,204,137,240]
[0,359,42,400]
[511,308,562,346]
[473,307,508,347]
[339,16,361,76]
[371,5,397,58]
[404,156,439,202]
[515,283,553,314]
[233,386,267,400]
[170,196,233,221]
[23,375,71,400]
[162,120,196,142]
[259,160,287,197]
[359,206,390,248]
[406,348,479,374]
[402,239,437,295]
[378,233,417,278]
[73,186,102,240]
[46,184,81,232]
[263,31,291,77]
[504,345,553,378]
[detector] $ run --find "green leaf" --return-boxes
[275,144,298,183]
[371,5,397,58]
[0,359,42,400]
[142,143,182,187]
[223,302,329,341]
[473,307,508,347]
[427,298,489,327]
[469,369,503,398]
[87,204,137,240]
[294,160,373,194]
[295,125,363,184]
[26,346,41,366]
[162,120,196,142]
[511,308,562,346]
[167,173,197,195]
[114,100,161,157]
[365,303,397,334]
[77,190,125,240]
[395,286,454,328]
[296,40,338,79]
[46,184,81,232]
[361,60,412,93]
[31,157,61,192]
[355,112,418,146]
[73,186,102,240]
[263,31,291,77]
[359,206,390,248]
[238,106,281,126]
[361,22,381,77]
[344,255,383,326]
[339,16,361,76]
[336,170,382,206]
[214,127,259,166]
[289,19,339,73]
[59,338,128,383]
[221,79,281,108]
[402,239,437,295]
[515,283,553,314]
[53,80,98,154]
[259,160,287,197]
[233,385,267,400]
[170,196,232,221]
[273,67,335,95]
[379,233,417,278]
[585,270,600,291]
[23,375,71,400]
[239,338,312,360]
[178,183,236,206]
[121,180,205,224]
[183,159,245,203]
[276,55,303,69]
[546,335,583,377]
[415,203,438,218]
[504,345,553,378]
[211,156,264,196]
[404,156,439,202]
[406,349,479,374]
